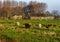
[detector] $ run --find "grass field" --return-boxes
[0,19,60,42]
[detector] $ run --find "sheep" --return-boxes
[43,24,52,28]
[38,23,51,28]
[16,22,20,26]
[47,24,52,27]
[52,24,57,27]
[39,24,42,28]
[41,24,49,28]
[14,22,20,26]
[24,23,31,28]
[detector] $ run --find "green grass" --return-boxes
[0,19,60,42]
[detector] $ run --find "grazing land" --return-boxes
[0,19,60,42]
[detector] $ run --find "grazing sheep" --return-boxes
[39,24,42,28]
[52,24,57,27]
[16,22,20,26]
[43,24,52,28]
[45,26,49,28]
[42,24,49,28]
[24,23,31,28]
[47,24,52,27]
[14,22,20,26]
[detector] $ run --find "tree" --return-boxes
[29,1,47,16]
[46,11,53,16]
[0,0,48,19]
[0,0,3,8]
[11,0,18,7]
[2,0,12,18]
[51,10,59,17]
[19,1,27,8]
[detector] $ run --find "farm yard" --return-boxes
[0,19,60,42]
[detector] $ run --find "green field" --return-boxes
[0,19,60,42]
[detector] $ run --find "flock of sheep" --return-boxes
[0,22,60,31]
[13,22,60,29]
[0,22,60,37]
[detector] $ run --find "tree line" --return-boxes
[0,0,59,19]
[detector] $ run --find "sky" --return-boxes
[1,0,60,12]
[16,0,60,12]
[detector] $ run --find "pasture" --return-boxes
[0,19,60,42]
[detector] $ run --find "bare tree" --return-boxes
[29,1,47,16]
[0,0,48,19]
[19,1,27,8]
[0,0,3,8]
[51,10,59,17]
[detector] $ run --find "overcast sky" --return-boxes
[1,0,60,12]
[16,0,60,12]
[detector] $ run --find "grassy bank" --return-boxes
[0,19,60,42]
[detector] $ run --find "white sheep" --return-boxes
[39,24,42,28]
[16,22,20,26]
